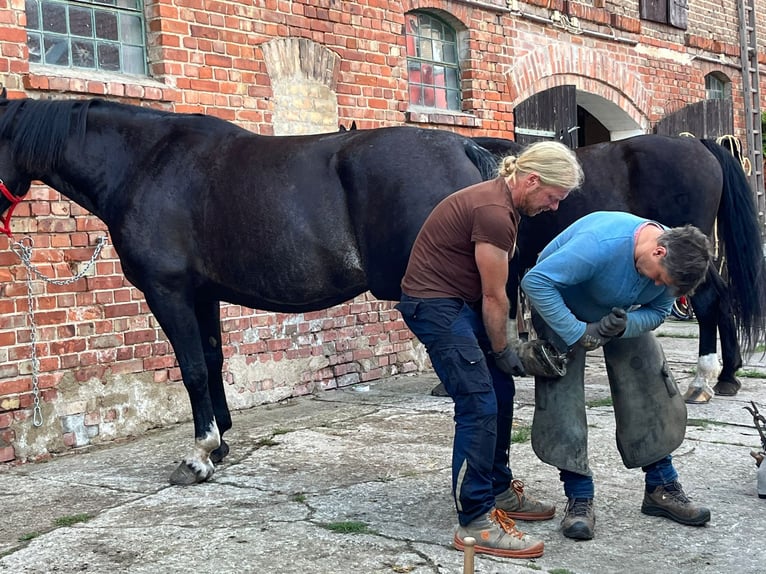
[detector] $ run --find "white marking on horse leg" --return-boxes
[682,353,719,404]
[184,421,220,481]
[695,353,721,385]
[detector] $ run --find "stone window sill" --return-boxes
[24,64,177,102]
[405,107,482,128]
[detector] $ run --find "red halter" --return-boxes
[0,180,24,238]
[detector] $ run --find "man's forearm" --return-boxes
[482,295,510,352]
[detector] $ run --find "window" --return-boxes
[25,0,147,75]
[705,73,731,100]
[405,12,461,111]
[640,0,688,30]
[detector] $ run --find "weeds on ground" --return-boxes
[586,397,613,408]
[736,369,766,378]
[321,521,377,534]
[512,424,531,443]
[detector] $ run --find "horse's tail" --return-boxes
[463,139,499,181]
[701,138,766,353]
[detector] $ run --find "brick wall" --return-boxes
[0,0,764,464]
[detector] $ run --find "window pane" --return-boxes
[432,40,445,62]
[25,0,40,30]
[69,7,93,37]
[422,86,435,107]
[120,14,142,44]
[72,39,95,67]
[421,62,433,85]
[44,35,69,65]
[409,84,423,106]
[41,1,67,33]
[445,67,459,89]
[122,44,144,74]
[95,10,118,40]
[116,0,139,8]
[442,42,456,64]
[433,65,446,87]
[434,87,447,108]
[417,37,432,60]
[97,41,119,70]
[447,89,460,111]
[27,32,42,62]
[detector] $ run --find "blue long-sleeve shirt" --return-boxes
[520,211,675,347]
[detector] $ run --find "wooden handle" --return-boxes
[463,536,476,574]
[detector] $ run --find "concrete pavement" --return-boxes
[1,319,765,573]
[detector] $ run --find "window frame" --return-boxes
[25,0,148,75]
[705,72,732,101]
[405,11,462,112]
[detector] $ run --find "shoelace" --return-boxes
[568,498,592,517]
[510,478,526,495]
[663,482,690,503]
[510,479,528,506]
[490,508,524,539]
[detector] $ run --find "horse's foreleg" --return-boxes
[145,292,220,485]
[196,299,232,464]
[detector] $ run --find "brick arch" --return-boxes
[506,44,650,131]
[401,0,472,29]
[261,37,340,89]
[260,38,341,136]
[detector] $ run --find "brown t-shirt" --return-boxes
[401,176,520,303]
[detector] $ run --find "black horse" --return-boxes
[475,135,766,401]
[0,96,497,484]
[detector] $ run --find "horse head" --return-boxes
[0,97,35,236]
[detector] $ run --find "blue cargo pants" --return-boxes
[396,293,515,526]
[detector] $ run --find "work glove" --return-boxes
[490,346,526,377]
[514,339,567,378]
[578,307,628,351]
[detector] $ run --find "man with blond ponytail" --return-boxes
[396,141,583,559]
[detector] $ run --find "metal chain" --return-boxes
[10,235,108,427]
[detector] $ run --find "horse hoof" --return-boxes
[169,460,214,485]
[683,384,713,404]
[210,440,230,464]
[713,379,741,396]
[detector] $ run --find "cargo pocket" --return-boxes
[433,344,491,397]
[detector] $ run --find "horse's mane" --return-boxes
[0,98,95,173]
[0,98,183,173]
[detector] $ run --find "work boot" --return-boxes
[641,481,711,525]
[561,498,595,540]
[453,508,545,559]
[495,479,556,520]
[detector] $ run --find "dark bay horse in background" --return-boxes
[0,96,497,484]
[475,135,766,401]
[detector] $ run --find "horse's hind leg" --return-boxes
[712,295,743,396]
[196,299,232,463]
[144,290,219,485]
[685,284,720,404]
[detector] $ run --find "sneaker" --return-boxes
[641,481,711,526]
[561,498,595,540]
[454,508,545,559]
[495,479,556,520]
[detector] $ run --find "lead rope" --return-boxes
[10,236,108,427]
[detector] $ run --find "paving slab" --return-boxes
[1,319,765,574]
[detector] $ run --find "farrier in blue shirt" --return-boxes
[521,211,676,347]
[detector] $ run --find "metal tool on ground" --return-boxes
[744,400,766,498]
